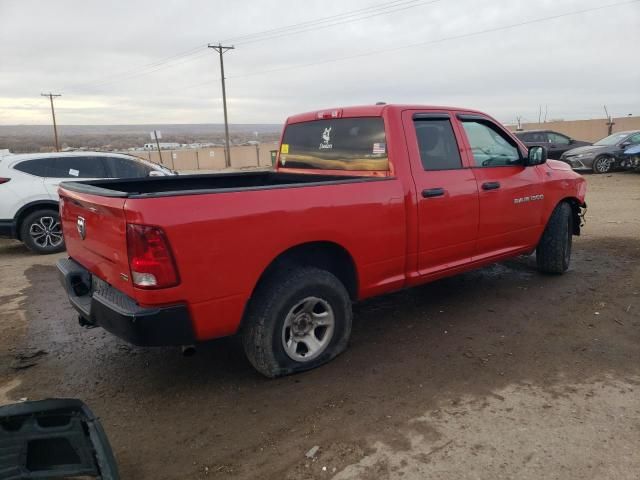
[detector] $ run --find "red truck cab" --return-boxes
[57,104,586,377]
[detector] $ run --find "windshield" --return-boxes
[595,133,629,146]
[279,117,388,171]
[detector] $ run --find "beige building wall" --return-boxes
[123,142,278,172]
[507,116,640,142]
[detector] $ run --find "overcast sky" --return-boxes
[1,0,638,126]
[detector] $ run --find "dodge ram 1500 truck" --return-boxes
[57,104,587,377]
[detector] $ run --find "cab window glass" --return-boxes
[280,117,388,171]
[413,118,462,170]
[461,120,521,167]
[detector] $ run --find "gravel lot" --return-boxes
[1,172,639,479]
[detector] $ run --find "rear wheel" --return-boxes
[536,202,572,274]
[592,155,613,174]
[20,209,65,254]
[242,267,352,378]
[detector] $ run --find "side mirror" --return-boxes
[526,145,547,166]
[569,139,575,145]
[148,170,164,177]
[620,141,631,148]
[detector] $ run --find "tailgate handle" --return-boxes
[422,187,445,198]
[482,181,501,191]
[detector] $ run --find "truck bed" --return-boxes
[59,171,381,198]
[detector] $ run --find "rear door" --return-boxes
[456,114,544,260]
[402,111,479,275]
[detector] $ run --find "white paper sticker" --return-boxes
[209,151,215,157]
[69,168,79,177]
[172,153,177,159]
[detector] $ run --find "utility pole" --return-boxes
[208,43,234,168]
[41,93,62,151]
[604,105,615,135]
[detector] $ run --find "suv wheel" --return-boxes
[592,155,613,174]
[242,267,352,377]
[20,209,65,254]
[536,202,572,274]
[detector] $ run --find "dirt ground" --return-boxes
[1,172,639,479]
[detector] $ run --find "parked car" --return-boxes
[56,104,586,377]
[514,130,591,159]
[0,152,174,254]
[560,130,640,174]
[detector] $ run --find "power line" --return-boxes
[233,0,444,46]
[164,0,636,95]
[69,50,211,93]
[61,0,441,92]
[225,0,433,45]
[227,0,639,80]
[60,44,208,92]
[221,0,419,44]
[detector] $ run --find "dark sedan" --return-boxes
[561,130,640,174]
[514,130,591,160]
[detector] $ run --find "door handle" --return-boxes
[482,181,501,191]
[422,187,445,198]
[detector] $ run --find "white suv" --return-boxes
[0,152,174,254]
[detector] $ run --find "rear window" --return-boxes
[279,117,388,171]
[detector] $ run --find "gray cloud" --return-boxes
[1,0,638,125]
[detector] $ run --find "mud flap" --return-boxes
[0,398,119,479]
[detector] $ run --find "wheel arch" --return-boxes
[14,200,59,240]
[254,241,358,300]
[239,241,359,333]
[557,197,585,236]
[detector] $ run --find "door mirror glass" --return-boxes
[526,146,547,166]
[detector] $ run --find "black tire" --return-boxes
[592,155,613,174]
[536,202,572,274]
[20,209,65,254]
[242,267,352,378]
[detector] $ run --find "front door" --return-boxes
[403,111,479,276]
[456,115,545,260]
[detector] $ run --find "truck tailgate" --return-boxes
[59,188,134,298]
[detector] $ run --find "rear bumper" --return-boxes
[56,257,195,346]
[0,219,17,238]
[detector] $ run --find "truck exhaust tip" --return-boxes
[181,345,196,357]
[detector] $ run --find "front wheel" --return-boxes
[20,209,65,254]
[242,267,352,378]
[592,155,613,174]
[536,202,572,274]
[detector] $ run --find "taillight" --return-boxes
[126,224,179,289]
[0,178,10,185]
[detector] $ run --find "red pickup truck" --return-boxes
[57,104,586,377]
